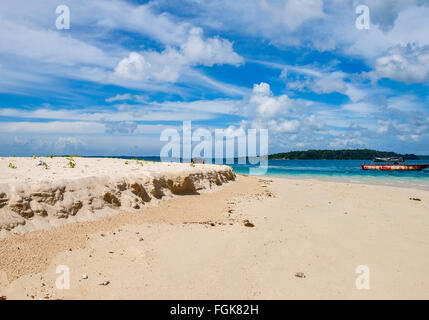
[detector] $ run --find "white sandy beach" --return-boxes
[1,158,429,299]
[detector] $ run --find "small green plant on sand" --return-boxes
[190,162,195,167]
[134,159,144,166]
[33,155,38,159]
[48,155,54,159]
[44,164,49,170]
[8,163,17,169]
[125,161,129,165]
[67,161,75,168]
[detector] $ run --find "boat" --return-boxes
[361,157,429,171]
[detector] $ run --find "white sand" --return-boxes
[1,172,429,299]
[0,157,235,237]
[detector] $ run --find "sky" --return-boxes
[0,0,429,156]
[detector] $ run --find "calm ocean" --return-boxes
[110,157,429,191]
[232,159,429,191]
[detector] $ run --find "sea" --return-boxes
[115,156,429,191]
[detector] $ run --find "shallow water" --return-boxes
[231,159,429,191]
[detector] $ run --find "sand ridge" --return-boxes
[0,175,263,284]
[0,157,235,236]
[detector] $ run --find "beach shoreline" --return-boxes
[1,167,429,299]
[257,173,429,192]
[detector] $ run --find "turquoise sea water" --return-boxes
[106,157,429,191]
[230,159,429,191]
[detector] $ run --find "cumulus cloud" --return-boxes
[181,28,243,66]
[250,83,294,118]
[345,4,429,59]
[245,82,308,140]
[113,28,243,83]
[256,62,367,103]
[114,50,182,82]
[374,43,429,83]
[358,0,429,32]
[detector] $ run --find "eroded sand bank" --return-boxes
[0,157,235,237]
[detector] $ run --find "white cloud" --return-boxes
[345,4,429,59]
[255,60,367,102]
[358,0,429,32]
[0,121,179,137]
[113,28,243,83]
[272,119,301,133]
[105,121,138,134]
[374,44,429,83]
[0,121,105,134]
[250,83,294,118]
[0,19,118,68]
[287,71,347,95]
[245,82,312,138]
[105,94,147,103]
[0,0,245,97]
[0,96,243,124]
[398,134,421,142]
[328,137,364,149]
[283,0,325,30]
[55,137,86,150]
[0,0,189,47]
[342,102,378,115]
[181,28,243,66]
[167,0,326,47]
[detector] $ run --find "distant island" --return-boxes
[268,149,419,160]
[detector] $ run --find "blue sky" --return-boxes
[1,0,429,156]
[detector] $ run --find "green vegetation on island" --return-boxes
[268,149,419,160]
